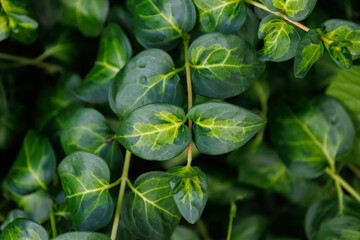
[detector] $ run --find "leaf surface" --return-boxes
[264,0,317,21]
[53,232,111,240]
[0,218,48,240]
[0,209,29,231]
[327,40,353,70]
[316,216,360,240]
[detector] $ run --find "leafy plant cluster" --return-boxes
[0,0,360,239]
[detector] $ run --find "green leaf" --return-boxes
[121,171,181,240]
[269,96,355,178]
[117,103,191,161]
[323,19,360,59]
[171,226,200,240]
[188,102,265,155]
[18,190,51,222]
[53,232,111,240]
[189,33,265,99]
[294,28,325,78]
[231,215,268,240]
[167,166,208,224]
[316,216,360,240]
[58,151,114,231]
[264,0,317,21]
[258,15,301,62]
[237,7,260,47]
[59,0,109,37]
[2,130,56,196]
[0,12,10,41]
[194,0,247,33]
[327,40,353,70]
[75,23,132,103]
[109,49,184,119]
[0,209,30,230]
[130,0,196,51]
[0,218,48,240]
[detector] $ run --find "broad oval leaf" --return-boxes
[269,96,355,178]
[189,33,265,99]
[258,15,301,62]
[2,130,56,196]
[316,216,360,240]
[130,0,196,50]
[59,0,109,37]
[18,190,51,222]
[53,232,111,240]
[194,0,247,33]
[167,166,208,224]
[58,151,114,231]
[117,103,191,161]
[264,0,317,21]
[327,40,353,70]
[188,102,265,155]
[109,49,184,119]
[0,218,48,240]
[121,171,181,240]
[294,28,324,78]
[0,209,29,231]
[75,23,132,103]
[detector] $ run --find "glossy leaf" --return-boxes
[189,102,265,155]
[194,0,247,33]
[0,209,29,230]
[2,130,56,196]
[264,0,317,21]
[294,28,324,78]
[316,216,360,240]
[327,40,353,70]
[117,103,191,161]
[168,166,208,224]
[109,49,183,119]
[0,218,48,240]
[59,0,109,37]
[129,0,196,51]
[258,15,301,62]
[121,171,181,240]
[270,96,355,178]
[189,33,265,99]
[53,232,111,240]
[75,23,132,103]
[58,151,114,231]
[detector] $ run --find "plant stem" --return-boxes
[111,150,132,240]
[325,167,360,203]
[183,33,194,168]
[49,200,57,238]
[226,200,237,240]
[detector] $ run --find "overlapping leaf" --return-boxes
[0,12,9,41]
[316,216,360,240]
[129,0,196,50]
[0,218,48,240]
[2,130,56,196]
[0,209,29,230]
[168,166,208,224]
[109,49,183,119]
[327,40,353,70]
[17,189,51,222]
[58,151,114,231]
[59,0,109,37]
[258,15,300,61]
[270,96,355,178]
[117,103,191,161]
[75,23,132,103]
[264,0,317,21]
[53,232,111,240]
[189,102,265,155]
[189,33,265,99]
[194,0,247,33]
[121,171,182,240]
[294,28,324,78]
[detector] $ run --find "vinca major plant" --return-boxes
[0,0,360,239]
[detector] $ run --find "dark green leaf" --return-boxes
[18,190,51,222]
[316,216,360,240]
[270,96,355,178]
[117,103,191,161]
[232,215,268,240]
[237,7,260,47]
[0,209,29,230]
[194,0,247,33]
[168,166,208,224]
[258,15,301,62]
[130,0,196,50]
[121,171,181,240]
[58,151,114,231]
[109,49,183,119]
[2,130,56,196]
[30,0,61,28]
[189,33,265,99]
[264,0,317,21]
[189,102,265,155]
[0,218,48,240]
[294,28,325,78]
[75,23,132,103]
[327,40,353,70]
[59,0,109,37]
[53,232,111,240]
[171,226,200,240]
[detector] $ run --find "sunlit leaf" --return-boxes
[53,232,111,240]
[0,218,48,240]
[327,40,353,70]
[264,0,317,21]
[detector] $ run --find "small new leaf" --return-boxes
[189,33,265,99]
[168,166,208,224]
[189,102,265,155]
[58,152,114,231]
[121,172,181,240]
[0,218,48,240]
[117,103,191,161]
[264,0,317,21]
[328,40,353,70]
